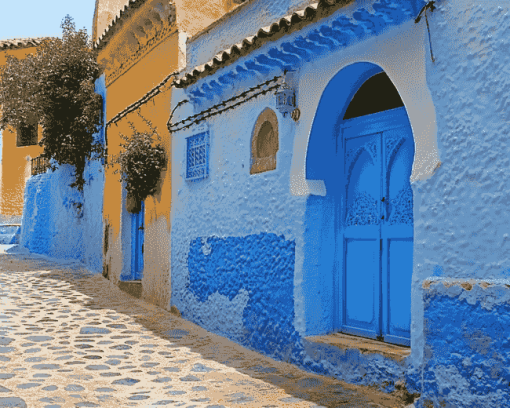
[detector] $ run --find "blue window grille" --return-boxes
[186,131,210,180]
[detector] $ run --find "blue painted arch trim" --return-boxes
[306,62,383,184]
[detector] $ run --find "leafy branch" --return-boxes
[0,15,104,190]
[109,112,166,212]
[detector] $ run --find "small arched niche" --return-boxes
[250,108,279,175]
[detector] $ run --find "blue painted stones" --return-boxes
[0,397,26,407]
[54,355,72,360]
[24,348,41,353]
[85,365,110,371]
[25,336,53,342]
[109,345,131,350]
[75,403,99,407]
[64,384,85,392]
[152,377,172,383]
[0,337,13,346]
[166,390,186,395]
[79,327,110,335]
[106,324,126,329]
[112,378,139,386]
[0,386,11,393]
[179,375,200,382]
[25,357,46,362]
[95,388,116,392]
[191,363,214,372]
[129,395,149,400]
[192,386,208,391]
[141,362,159,368]
[33,364,59,370]
[100,373,120,377]
[163,367,180,372]
[42,385,58,391]
[104,359,121,366]
[0,348,14,353]
[0,374,14,380]
[16,383,40,389]
[152,401,176,406]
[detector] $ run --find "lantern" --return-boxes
[275,82,296,117]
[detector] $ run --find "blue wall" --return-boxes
[418,279,510,407]
[20,75,106,272]
[187,233,300,359]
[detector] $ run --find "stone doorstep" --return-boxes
[118,280,143,299]
[304,332,411,361]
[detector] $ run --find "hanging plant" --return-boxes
[0,16,104,190]
[110,114,166,213]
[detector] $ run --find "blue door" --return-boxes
[341,107,414,346]
[131,201,145,280]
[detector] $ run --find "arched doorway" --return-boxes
[304,64,415,347]
[340,72,414,346]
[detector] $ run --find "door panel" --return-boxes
[344,238,380,338]
[342,131,381,338]
[386,238,413,343]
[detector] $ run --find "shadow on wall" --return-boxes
[20,160,104,272]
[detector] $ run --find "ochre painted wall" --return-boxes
[0,47,43,216]
[97,0,241,310]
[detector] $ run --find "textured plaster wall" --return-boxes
[170,88,307,358]
[408,0,510,393]
[20,165,84,261]
[419,279,510,407]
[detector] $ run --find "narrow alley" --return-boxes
[0,246,406,408]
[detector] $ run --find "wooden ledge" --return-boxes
[304,332,411,361]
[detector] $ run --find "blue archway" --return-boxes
[302,62,415,342]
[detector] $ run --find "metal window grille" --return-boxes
[30,155,49,176]
[186,132,209,180]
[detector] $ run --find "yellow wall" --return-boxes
[0,47,43,216]
[97,0,239,309]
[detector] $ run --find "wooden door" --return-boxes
[131,201,145,280]
[341,107,413,345]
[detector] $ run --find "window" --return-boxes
[186,131,210,180]
[251,108,279,174]
[343,72,404,120]
[16,122,38,147]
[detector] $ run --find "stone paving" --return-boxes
[0,246,407,408]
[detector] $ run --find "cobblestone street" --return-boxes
[0,246,406,408]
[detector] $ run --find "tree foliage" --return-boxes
[111,114,166,212]
[0,16,103,190]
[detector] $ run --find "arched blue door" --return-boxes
[341,107,414,346]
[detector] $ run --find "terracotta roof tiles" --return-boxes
[0,37,51,51]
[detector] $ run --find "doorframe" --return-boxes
[303,62,419,342]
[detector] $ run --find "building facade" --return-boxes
[169,0,510,406]
[95,0,245,309]
[0,39,45,223]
